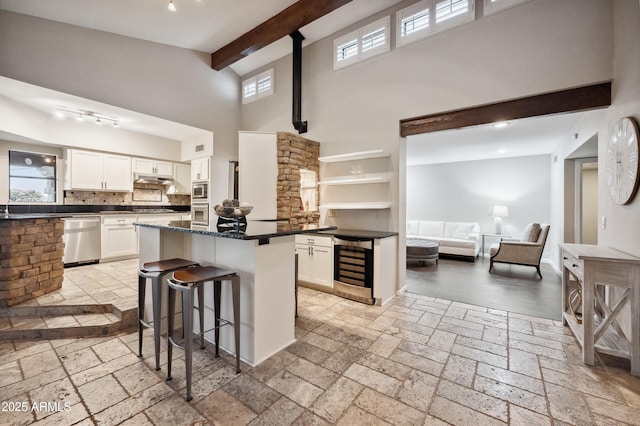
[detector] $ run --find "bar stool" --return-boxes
[166,265,241,401]
[138,258,199,371]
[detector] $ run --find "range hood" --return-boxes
[133,173,174,185]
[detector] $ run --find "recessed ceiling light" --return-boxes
[493,121,510,129]
[497,149,508,154]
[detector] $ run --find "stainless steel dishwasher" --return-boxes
[62,216,101,266]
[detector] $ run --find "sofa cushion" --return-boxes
[439,238,477,249]
[444,222,477,239]
[452,223,476,240]
[521,223,542,242]
[407,220,420,236]
[418,221,444,238]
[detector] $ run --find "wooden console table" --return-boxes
[561,244,640,376]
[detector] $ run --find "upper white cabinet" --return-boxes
[68,149,132,192]
[167,163,191,195]
[191,157,210,181]
[132,158,173,177]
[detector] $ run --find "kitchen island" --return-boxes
[135,219,336,366]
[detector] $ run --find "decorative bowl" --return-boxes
[213,200,253,219]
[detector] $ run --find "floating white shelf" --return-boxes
[319,202,392,210]
[300,185,316,189]
[317,176,390,186]
[318,149,389,163]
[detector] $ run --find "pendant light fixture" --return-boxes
[168,0,176,12]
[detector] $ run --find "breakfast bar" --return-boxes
[135,219,335,366]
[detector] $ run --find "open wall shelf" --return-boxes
[318,149,389,163]
[319,202,391,210]
[317,176,390,186]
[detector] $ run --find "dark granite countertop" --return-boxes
[1,213,73,220]
[317,229,398,239]
[134,219,337,241]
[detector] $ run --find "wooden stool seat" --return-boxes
[141,258,200,274]
[172,265,236,284]
[138,258,199,371]
[166,265,241,401]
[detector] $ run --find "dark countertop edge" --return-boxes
[1,214,73,220]
[1,210,190,220]
[134,221,338,240]
[316,229,399,239]
[4,205,191,215]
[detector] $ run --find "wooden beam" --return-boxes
[400,82,612,137]
[211,0,353,71]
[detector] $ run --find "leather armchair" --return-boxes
[489,223,550,278]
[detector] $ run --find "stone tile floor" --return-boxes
[1,260,640,425]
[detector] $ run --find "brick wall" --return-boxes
[276,132,321,225]
[0,218,64,307]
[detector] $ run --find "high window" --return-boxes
[9,150,57,203]
[483,0,530,15]
[242,68,274,104]
[334,16,390,70]
[396,0,475,47]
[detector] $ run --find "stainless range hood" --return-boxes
[133,173,174,185]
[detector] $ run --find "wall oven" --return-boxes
[191,203,209,226]
[333,236,374,305]
[191,182,208,200]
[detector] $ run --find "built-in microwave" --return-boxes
[191,203,209,226]
[192,182,208,200]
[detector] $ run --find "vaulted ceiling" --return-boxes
[0,0,404,76]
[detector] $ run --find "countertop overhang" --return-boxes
[134,219,337,240]
[317,229,398,239]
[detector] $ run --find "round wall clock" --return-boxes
[606,117,640,205]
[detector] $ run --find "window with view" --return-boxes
[9,151,57,203]
[396,0,474,47]
[334,16,390,70]
[242,68,274,104]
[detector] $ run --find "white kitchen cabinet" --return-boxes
[68,149,132,191]
[167,163,191,195]
[191,157,210,181]
[133,157,173,177]
[295,235,333,288]
[101,215,138,260]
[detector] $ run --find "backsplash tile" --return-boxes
[64,184,190,206]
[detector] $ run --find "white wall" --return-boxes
[0,11,240,159]
[240,0,613,233]
[407,155,551,255]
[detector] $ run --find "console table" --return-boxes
[560,243,640,376]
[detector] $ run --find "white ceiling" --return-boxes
[0,0,587,161]
[0,0,404,77]
[406,112,585,166]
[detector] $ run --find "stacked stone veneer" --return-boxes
[277,132,321,225]
[0,218,64,307]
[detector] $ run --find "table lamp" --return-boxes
[490,205,509,234]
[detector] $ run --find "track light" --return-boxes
[168,0,176,12]
[57,107,120,128]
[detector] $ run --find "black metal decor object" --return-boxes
[290,30,307,134]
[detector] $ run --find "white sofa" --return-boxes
[407,220,480,260]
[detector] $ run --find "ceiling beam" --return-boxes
[210,0,353,71]
[400,82,612,137]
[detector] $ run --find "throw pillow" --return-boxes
[453,224,475,240]
[521,223,541,242]
[528,223,542,242]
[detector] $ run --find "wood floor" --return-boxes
[406,256,562,320]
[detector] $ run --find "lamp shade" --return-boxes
[490,205,509,218]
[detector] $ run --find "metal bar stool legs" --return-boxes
[166,266,241,401]
[137,258,198,371]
